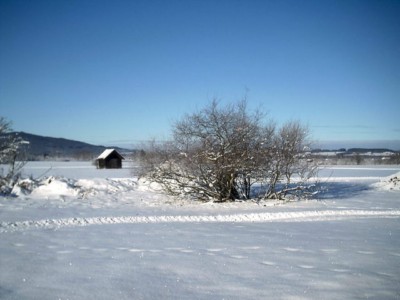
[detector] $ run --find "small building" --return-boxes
[95,149,124,169]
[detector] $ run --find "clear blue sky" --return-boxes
[1,0,399,149]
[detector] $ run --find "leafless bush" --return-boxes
[138,100,317,202]
[0,117,28,194]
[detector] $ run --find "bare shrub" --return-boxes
[0,117,28,194]
[138,100,317,202]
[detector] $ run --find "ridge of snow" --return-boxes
[1,209,399,233]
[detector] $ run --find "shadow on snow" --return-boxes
[313,181,372,200]
[250,181,372,201]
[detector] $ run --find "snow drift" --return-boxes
[372,171,400,191]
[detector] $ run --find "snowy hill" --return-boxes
[5,132,133,160]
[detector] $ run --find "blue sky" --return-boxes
[1,0,399,149]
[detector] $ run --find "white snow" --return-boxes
[97,148,121,159]
[2,209,400,233]
[29,177,78,198]
[1,162,399,299]
[372,172,400,191]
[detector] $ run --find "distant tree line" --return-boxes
[309,152,400,165]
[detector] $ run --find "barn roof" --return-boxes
[97,149,124,160]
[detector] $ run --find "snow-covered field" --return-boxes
[1,162,399,299]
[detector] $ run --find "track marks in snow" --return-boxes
[11,241,395,279]
[230,255,247,259]
[128,248,144,253]
[320,248,339,254]
[357,250,375,255]
[297,265,315,269]
[206,248,225,252]
[1,209,400,233]
[283,247,302,252]
[261,261,276,266]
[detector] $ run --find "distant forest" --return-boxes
[1,131,398,164]
[3,132,133,161]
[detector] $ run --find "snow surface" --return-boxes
[96,149,124,160]
[1,162,400,299]
[373,173,400,191]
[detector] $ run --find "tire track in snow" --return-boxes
[1,210,400,233]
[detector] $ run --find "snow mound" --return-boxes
[136,177,164,192]
[30,177,78,198]
[11,178,38,196]
[75,178,136,197]
[372,172,400,191]
[10,176,139,200]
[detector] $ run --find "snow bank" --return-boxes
[10,178,37,196]
[10,176,138,200]
[10,176,79,198]
[30,177,78,198]
[136,177,164,192]
[6,166,400,210]
[75,178,137,197]
[372,172,400,191]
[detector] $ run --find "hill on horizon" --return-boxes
[2,131,398,162]
[7,132,132,161]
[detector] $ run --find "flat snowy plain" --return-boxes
[1,162,399,299]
